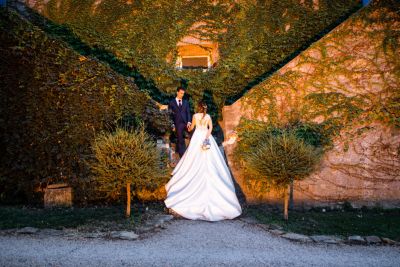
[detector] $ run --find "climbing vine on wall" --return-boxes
[22,0,361,111]
[237,0,400,134]
[233,0,400,195]
[0,9,160,204]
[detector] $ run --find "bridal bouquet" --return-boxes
[201,138,211,150]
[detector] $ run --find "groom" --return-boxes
[168,87,192,158]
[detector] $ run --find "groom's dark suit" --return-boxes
[168,98,192,157]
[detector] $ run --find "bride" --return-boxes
[164,101,242,221]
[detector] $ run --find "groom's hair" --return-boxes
[177,87,185,92]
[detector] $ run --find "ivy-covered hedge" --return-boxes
[20,0,361,113]
[0,9,156,204]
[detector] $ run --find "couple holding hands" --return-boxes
[164,87,242,222]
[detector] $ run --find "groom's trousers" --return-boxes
[175,122,188,157]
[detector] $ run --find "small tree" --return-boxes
[245,132,321,220]
[88,126,168,218]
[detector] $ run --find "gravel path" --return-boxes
[1,219,399,267]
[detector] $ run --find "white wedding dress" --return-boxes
[164,113,242,221]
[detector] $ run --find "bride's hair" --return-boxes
[197,101,207,120]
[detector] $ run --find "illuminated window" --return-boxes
[179,56,210,69]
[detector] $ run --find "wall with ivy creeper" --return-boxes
[0,9,157,204]
[19,0,361,140]
[221,0,400,207]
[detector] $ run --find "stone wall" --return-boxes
[220,1,400,208]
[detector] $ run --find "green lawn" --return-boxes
[2,203,399,240]
[245,205,400,241]
[0,202,165,231]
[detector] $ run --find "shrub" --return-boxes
[142,102,174,137]
[246,133,321,185]
[235,118,328,162]
[88,127,168,217]
[239,131,322,220]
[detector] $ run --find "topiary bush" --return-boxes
[88,127,169,218]
[234,118,325,219]
[243,132,321,220]
[235,118,329,159]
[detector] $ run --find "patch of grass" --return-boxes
[245,205,400,241]
[0,202,165,231]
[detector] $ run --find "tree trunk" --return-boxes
[284,184,289,221]
[126,182,131,218]
[289,180,294,210]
